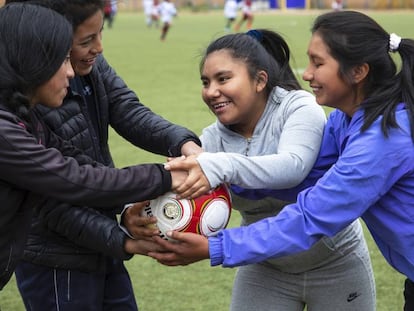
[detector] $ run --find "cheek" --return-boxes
[201,90,208,103]
[70,48,85,65]
[70,48,80,59]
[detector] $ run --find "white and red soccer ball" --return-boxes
[142,184,232,240]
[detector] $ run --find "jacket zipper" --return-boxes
[245,137,252,156]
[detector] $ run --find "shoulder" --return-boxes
[200,122,222,150]
[0,105,21,126]
[90,54,125,91]
[92,54,111,74]
[278,88,316,105]
[272,87,325,118]
[201,122,219,138]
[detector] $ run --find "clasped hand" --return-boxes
[122,200,210,266]
[122,155,212,265]
[167,154,212,199]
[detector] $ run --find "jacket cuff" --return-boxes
[120,234,134,260]
[170,137,202,157]
[119,204,135,239]
[209,234,224,266]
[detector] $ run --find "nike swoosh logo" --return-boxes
[347,293,361,302]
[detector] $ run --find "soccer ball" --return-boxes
[142,184,232,240]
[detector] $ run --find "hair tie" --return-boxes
[389,33,401,52]
[246,29,263,42]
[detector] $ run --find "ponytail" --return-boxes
[396,38,414,140]
[249,29,301,90]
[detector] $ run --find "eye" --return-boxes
[310,56,323,68]
[80,40,91,47]
[201,79,209,88]
[218,75,230,83]
[79,37,93,47]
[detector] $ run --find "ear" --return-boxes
[256,70,268,92]
[352,63,369,84]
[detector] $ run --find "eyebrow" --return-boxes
[76,25,103,43]
[201,69,232,78]
[307,51,323,61]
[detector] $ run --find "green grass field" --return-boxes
[1,8,413,311]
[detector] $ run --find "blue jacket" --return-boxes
[199,87,367,273]
[210,105,414,281]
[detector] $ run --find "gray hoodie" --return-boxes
[197,86,366,273]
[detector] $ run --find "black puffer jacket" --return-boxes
[22,54,201,272]
[0,104,173,290]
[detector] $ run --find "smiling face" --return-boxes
[70,10,104,76]
[302,32,360,116]
[201,49,267,137]
[31,55,75,108]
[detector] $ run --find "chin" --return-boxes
[75,65,93,76]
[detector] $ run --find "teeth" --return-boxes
[213,102,229,109]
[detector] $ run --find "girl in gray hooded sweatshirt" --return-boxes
[149,29,376,311]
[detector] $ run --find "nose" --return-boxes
[67,61,75,78]
[91,34,103,55]
[204,83,220,99]
[302,64,313,82]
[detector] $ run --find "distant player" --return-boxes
[151,0,161,28]
[159,0,177,41]
[143,0,154,27]
[332,0,343,11]
[104,0,117,29]
[234,0,253,31]
[224,0,238,32]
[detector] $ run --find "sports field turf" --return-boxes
[1,8,413,310]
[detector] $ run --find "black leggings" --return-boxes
[404,278,414,311]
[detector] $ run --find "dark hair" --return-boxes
[0,3,72,117]
[200,29,301,97]
[312,10,414,139]
[251,29,301,90]
[6,0,105,31]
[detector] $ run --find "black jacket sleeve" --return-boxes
[95,55,201,157]
[42,117,101,167]
[37,199,131,260]
[0,112,172,208]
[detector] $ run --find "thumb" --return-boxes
[164,155,186,170]
[166,230,187,242]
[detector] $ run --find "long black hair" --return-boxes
[0,3,72,119]
[312,10,414,140]
[250,29,301,90]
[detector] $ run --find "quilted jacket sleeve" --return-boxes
[95,55,201,157]
[0,111,172,207]
[37,199,132,260]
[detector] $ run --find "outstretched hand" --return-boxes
[166,155,212,199]
[122,201,160,239]
[124,237,169,255]
[121,201,172,255]
[148,231,210,266]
